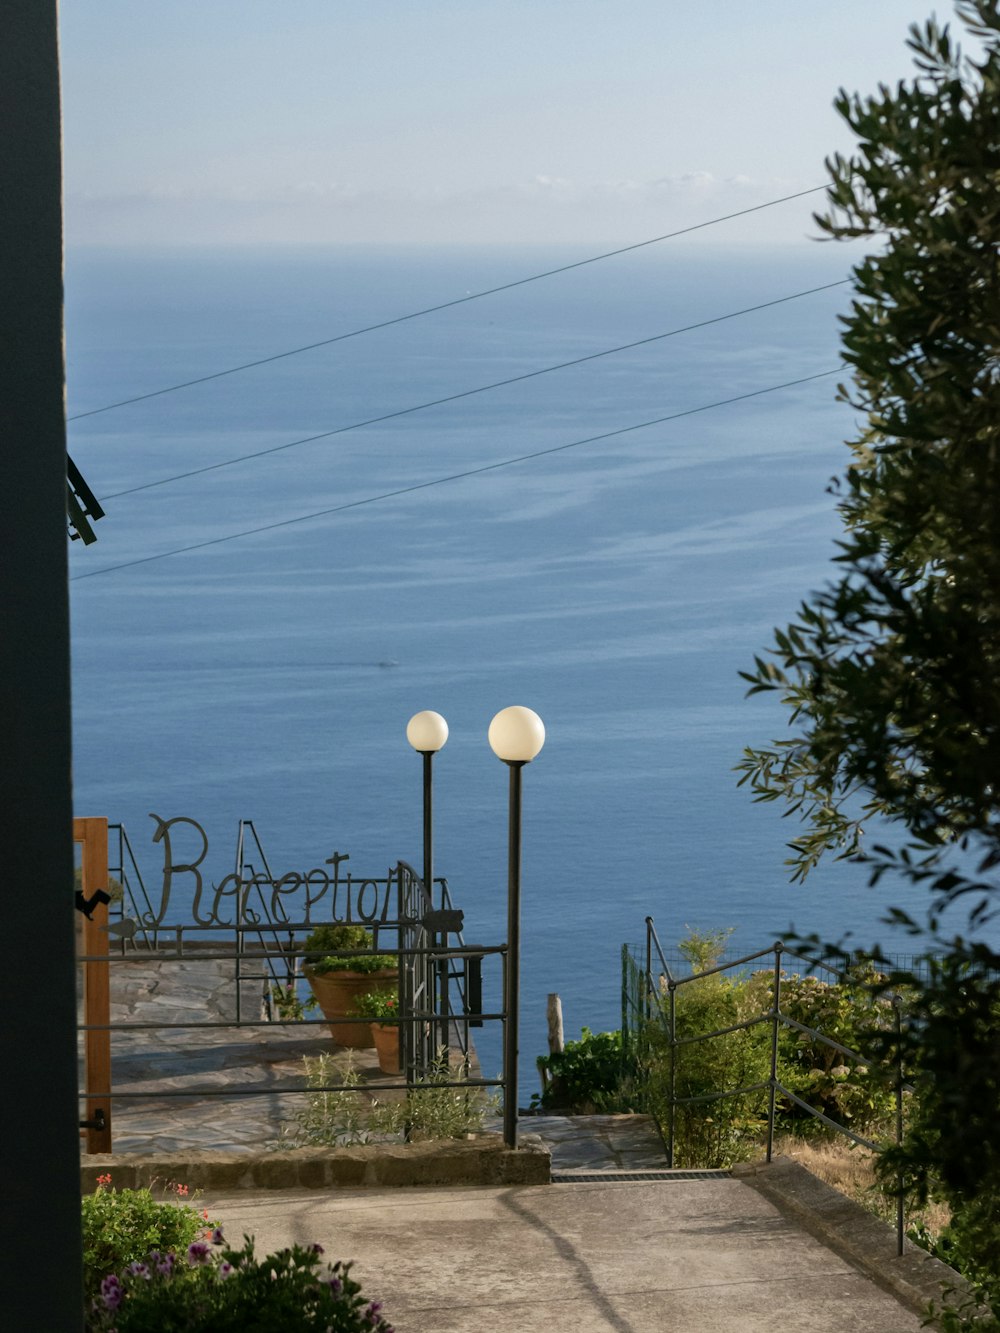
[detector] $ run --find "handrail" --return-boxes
[644,915,675,985]
[629,918,909,1255]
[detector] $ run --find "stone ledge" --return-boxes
[733,1156,972,1320]
[81,1132,550,1193]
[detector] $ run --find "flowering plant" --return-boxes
[85,1227,393,1332]
[81,1176,210,1302]
[350,987,399,1022]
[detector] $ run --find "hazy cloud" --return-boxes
[66,171,821,248]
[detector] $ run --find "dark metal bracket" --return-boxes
[75,888,111,920]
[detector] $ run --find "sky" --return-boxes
[60,0,946,249]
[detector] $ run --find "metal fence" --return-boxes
[79,819,508,1154]
[622,916,908,1254]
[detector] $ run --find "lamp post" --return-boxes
[406,711,449,1057]
[488,705,545,1149]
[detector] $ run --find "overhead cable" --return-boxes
[69,183,830,424]
[72,366,840,581]
[98,278,848,502]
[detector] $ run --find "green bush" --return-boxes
[636,931,903,1167]
[85,1229,393,1332]
[302,923,395,976]
[908,1199,1000,1332]
[534,1028,637,1113]
[766,970,898,1140]
[81,1177,208,1301]
[645,947,771,1169]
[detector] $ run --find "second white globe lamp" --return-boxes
[488,706,545,764]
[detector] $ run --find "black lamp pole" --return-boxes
[420,748,448,1052]
[489,705,544,1153]
[407,711,449,1074]
[422,750,434,893]
[503,760,525,1149]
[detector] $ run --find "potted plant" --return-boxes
[351,987,401,1073]
[301,924,396,1049]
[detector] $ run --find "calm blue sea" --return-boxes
[65,241,934,1085]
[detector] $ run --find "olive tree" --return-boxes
[738,3,1000,1319]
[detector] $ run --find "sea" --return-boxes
[65,240,936,1086]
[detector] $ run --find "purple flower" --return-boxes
[100,1275,123,1311]
[328,1277,343,1294]
[187,1241,211,1266]
[219,1261,235,1279]
[211,1227,226,1246]
[128,1260,150,1279]
[311,1242,324,1255]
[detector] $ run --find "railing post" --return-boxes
[767,940,783,1164]
[645,916,654,1028]
[895,995,905,1257]
[668,979,677,1169]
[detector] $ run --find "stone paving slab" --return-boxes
[80,954,409,1155]
[518,1113,668,1170]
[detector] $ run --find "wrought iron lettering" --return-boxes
[148,814,209,926]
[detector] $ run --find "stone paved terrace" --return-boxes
[79,948,469,1155]
[79,947,656,1164]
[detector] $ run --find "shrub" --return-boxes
[908,1198,1000,1331]
[765,970,898,1140]
[85,1228,393,1332]
[637,931,905,1166]
[645,961,771,1168]
[302,924,395,976]
[81,1177,209,1301]
[534,1028,638,1113]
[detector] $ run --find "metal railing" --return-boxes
[623,916,908,1254]
[80,821,503,1152]
[77,934,506,1098]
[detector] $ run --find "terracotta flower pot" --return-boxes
[304,967,397,1048]
[371,1022,400,1074]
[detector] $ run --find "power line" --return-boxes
[98,279,848,501]
[68,183,830,424]
[72,367,840,581]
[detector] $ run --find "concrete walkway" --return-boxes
[208,1173,925,1332]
